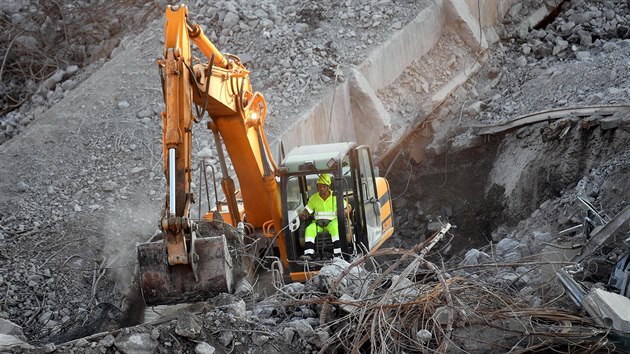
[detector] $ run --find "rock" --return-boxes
[527,232,553,253]
[234,278,253,297]
[577,30,592,45]
[61,79,77,91]
[515,56,528,67]
[253,334,270,346]
[462,248,491,268]
[316,257,370,298]
[117,101,130,109]
[114,332,158,354]
[0,319,24,338]
[43,343,56,353]
[195,342,216,354]
[38,311,52,324]
[254,298,282,319]
[338,294,360,313]
[65,65,79,75]
[223,12,240,27]
[208,294,247,318]
[310,330,330,347]
[417,329,432,342]
[427,221,445,232]
[102,180,117,192]
[575,51,590,60]
[389,275,419,301]
[495,238,520,260]
[284,319,314,341]
[175,313,202,338]
[602,42,618,53]
[218,330,234,346]
[41,70,65,92]
[552,40,568,55]
[150,328,160,341]
[0,333,32,349]
[282,282,305,295]
[533,45,552,58]
[75,338,90,347]
[16,181,29,193]
[465,101,486,115]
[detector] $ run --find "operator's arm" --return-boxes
[300,195,315,220]
[343,198,351,219]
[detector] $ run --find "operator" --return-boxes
[299,173,350,260]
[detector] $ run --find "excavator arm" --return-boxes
[137,4,285,305]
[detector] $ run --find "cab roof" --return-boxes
[281,142,356,174]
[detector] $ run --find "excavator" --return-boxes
[137,4,395,305]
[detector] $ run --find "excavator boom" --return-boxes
[137,4,284,305]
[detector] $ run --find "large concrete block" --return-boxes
[444,0,488,54]
[582,288,630,332]
[348,69,392,148]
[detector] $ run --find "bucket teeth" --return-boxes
[137,235,233,306]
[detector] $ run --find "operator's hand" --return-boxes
[299,209,309,220]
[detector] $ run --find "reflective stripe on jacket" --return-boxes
[305,192,347,220]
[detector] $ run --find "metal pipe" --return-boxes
[169,148,176,216]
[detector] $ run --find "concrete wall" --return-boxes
[271,0,518,162]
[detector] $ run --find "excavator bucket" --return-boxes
[137,235,233,306]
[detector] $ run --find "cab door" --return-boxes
[354,146,382,249]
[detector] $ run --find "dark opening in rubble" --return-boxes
[387,140,504,256]
[388,118,630,259]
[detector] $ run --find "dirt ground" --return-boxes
[2,0,630,353]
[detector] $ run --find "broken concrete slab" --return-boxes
[582,288,630,332]
[0,319,25,338]
[114,332,158,354]
[175,313,202,339]
[0,333,32,350]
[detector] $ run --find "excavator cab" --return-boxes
[279,142,395,281]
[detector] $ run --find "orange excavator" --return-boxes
[137,4,395,305]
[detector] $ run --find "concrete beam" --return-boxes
[348,69,392,149]
[444,0,488,54]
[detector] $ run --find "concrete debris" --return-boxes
[175,313,202,339]
[582,288,630,332]
[194,342,216,354]
[315,257,371,298]
[114,332,158,354]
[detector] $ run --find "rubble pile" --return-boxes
[478,0,630,122]
[2,250,613,353]
[0,0,425,146]
[0,0,164,144]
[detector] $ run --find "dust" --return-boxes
[101,198,158,319]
